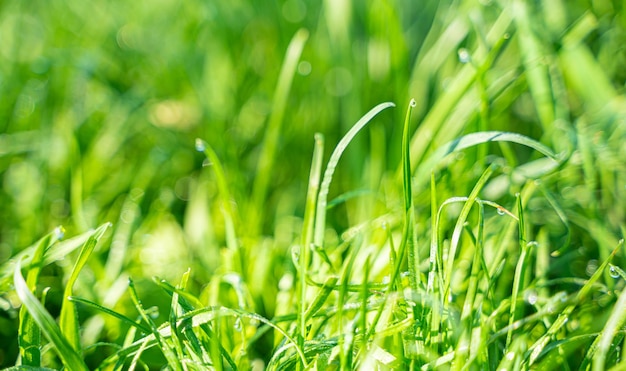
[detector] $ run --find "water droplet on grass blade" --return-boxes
[497,207,506,216]
[609,264,620,279]
[409,98,417,107]
[457,48,471,63]
[234,317,243,332]
[54,226,65,239]
[525,290,538,305]
[194,138,206,152]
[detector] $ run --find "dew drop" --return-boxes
[525,290,538,305]
[526,241,539,248]
[54,226,65,240]
[609,264,620,279]
[409,98,417,108]
[234,317,243,332]
[457,48,471,64]
[291,245,300,264]
[194,138,206,152]
[497,207,506,216]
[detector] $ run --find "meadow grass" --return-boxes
[1,0,626,370]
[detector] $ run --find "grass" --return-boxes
[1,0,626,369]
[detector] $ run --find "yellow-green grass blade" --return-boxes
[314,102,395,248]
[14,260,88,371]
[59,222,111,352]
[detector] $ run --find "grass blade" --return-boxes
[443,165,495,304]
[18,228,62,367]
[314,102,395,248]
[592,240,626,371]
[128,278,183,371]
[414,131,560,189]
[59,222,111,352]
[401,99,419,292]
[251,28,309,235]
[527,240,623,365]
[14,260,89,371]
[298,133,324,355]
[195,139,240,272]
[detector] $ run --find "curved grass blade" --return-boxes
[1,229,91,291]
[442,165,495,304]
[68,296,150,334]
[60,222,111,351]
[414,131,560,188]
[18,228,63,367]
[14,260,88,371]
[314,102,395,248]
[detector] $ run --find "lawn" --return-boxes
[1,0,626,369]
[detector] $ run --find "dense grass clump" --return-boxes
[1,0,626,369]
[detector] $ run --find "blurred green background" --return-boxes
[1,0,625,367]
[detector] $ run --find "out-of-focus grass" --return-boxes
[1,0,626,369]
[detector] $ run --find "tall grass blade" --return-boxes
[14,260,88,371]
[513,0,555,129]
[59,222,111,352]
[443,165,495,304]
[196,139,240,271]
[401,99,419,293]
[314,102,395,248]
[298,133,324,355]
[506,193,530,349]
[251,28,309,234]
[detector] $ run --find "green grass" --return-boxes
[1,0,626,369]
